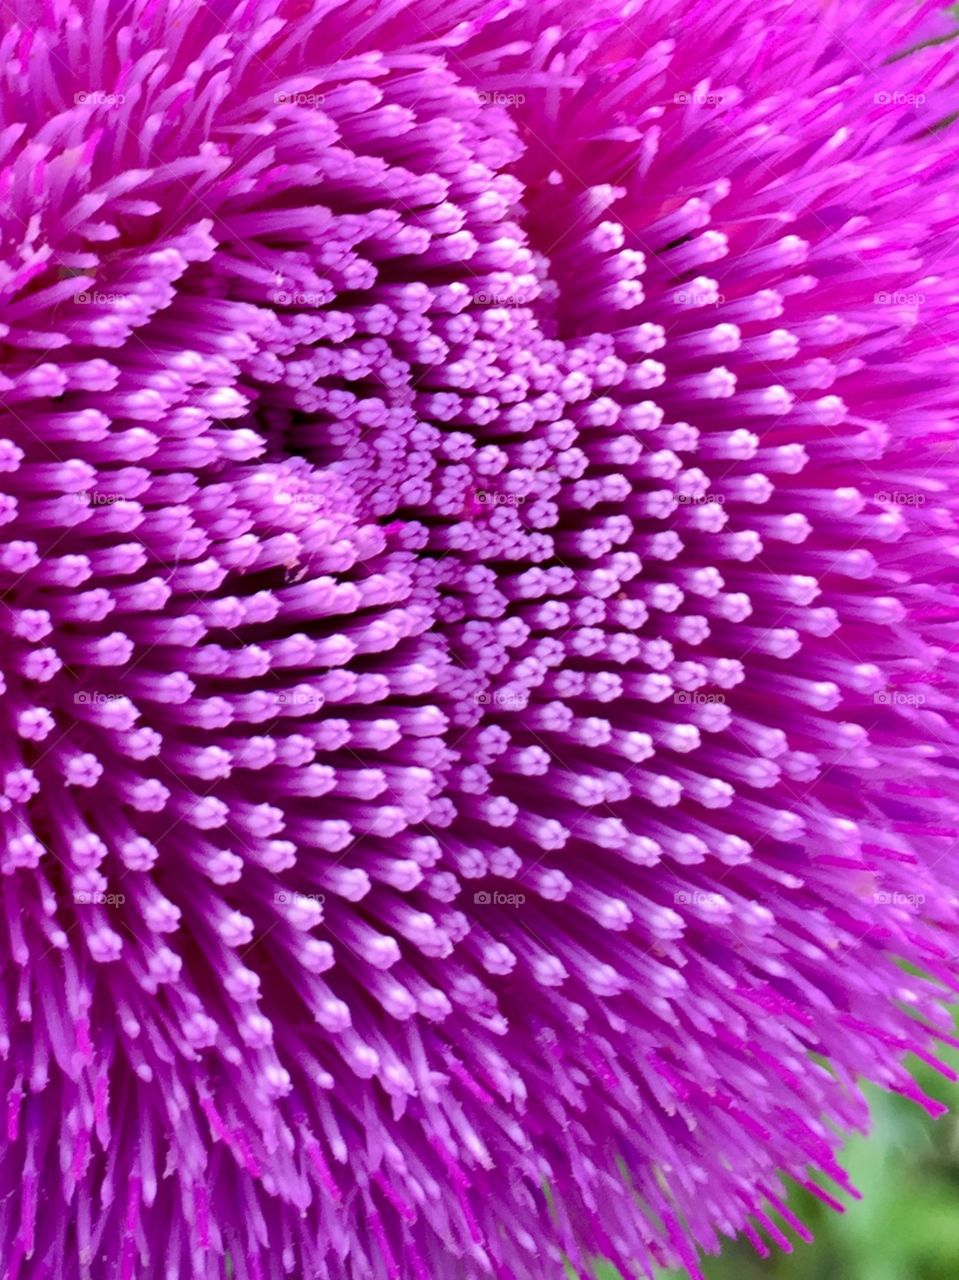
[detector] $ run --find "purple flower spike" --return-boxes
[2,0,959,1277]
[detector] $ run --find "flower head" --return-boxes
[1,1,958,1277]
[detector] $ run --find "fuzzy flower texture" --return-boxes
[2,0,959,1276]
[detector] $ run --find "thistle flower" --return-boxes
[2,1,959,1277]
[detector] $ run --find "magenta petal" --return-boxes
[0,1,958,1277]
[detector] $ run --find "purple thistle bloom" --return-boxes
[1,0,959,1276]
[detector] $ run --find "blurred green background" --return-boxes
[583,1030,959,1280]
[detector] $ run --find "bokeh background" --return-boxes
[583,1012,959,1280]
